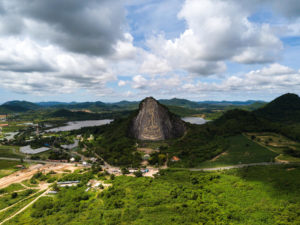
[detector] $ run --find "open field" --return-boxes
[0,146,22,159]
[246,132,300,163]
[0,161,83,224]
[0,163,80,190]
[0,161,24,179]
[0,184,24,195]
[198,135,278,168]
[1,122,28,133]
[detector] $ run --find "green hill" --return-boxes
[0,101,40,113]
[255,93,300,123]
[48,109,132,121]
[159,98,201,108]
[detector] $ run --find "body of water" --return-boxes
[182,117,208,125]
[4,132,18,141]
[20,146,50,154]
[47,119,113,132]
[61,139,79,150]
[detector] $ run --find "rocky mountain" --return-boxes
[130,97,186,141]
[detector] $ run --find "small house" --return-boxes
[143,154,150,160]
[0,115,7,121]
[15,165,25,169]
[171,156,180,162]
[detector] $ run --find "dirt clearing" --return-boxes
[0,163,81,189]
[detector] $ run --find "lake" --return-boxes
[61,139,79,150]
[20,146,50,154]
[182,117,208,125]
[4,132,18,141]
[47,119,113,132]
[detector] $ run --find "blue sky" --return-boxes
[0,0,299,103]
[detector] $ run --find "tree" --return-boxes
[121,167,129,175]
[92,163,102,174]
[52,182,60,192]
[110,174,115,180]
[134,170,143,177]
[11,192,18,198]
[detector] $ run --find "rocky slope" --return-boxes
[130,97,186,141]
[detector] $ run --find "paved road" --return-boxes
[189,162,298,171]
[0,156,298,173]
[0,157,74,165]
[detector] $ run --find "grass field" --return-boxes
[0,184,24,195]
[0,146,22,159]
[3,165,300,225]
[246,132,300,162]
[0,189,37,210]
[1,122,27,133]
[197,135,278,168]
[0,191,43,224]
[0,160,24,179]
[21,180,39,188]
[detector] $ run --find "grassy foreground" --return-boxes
[3,165,300,225]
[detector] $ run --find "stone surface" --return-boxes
[130,97,186,141]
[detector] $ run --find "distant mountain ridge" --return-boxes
[198,100,265,106]
[0,98,265,114]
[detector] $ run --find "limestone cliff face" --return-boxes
[130,97,186,141]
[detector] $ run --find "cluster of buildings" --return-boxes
[0,114,7,121]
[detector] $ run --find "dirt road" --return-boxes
[0,163,80,189]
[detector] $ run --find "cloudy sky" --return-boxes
[0,0,300,103]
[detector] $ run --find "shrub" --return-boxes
[11,192,18,198]
[110,174,115,180]
[134,170,143,177]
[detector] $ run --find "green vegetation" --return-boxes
[21,180,39,188]
[198,135,278,168]
[255,93,300,123]
[0,191,44,223]
[71,115,141,167]
[165,105,202,117]
[0,146,22,158]
[0,101,40,113]
[0,160,23,178]
[68,99,300,167]
[0,189,36,210]
[247,132,300,162]
[48,109,133,121]
[0,184,24,195]
[4,166,300,224]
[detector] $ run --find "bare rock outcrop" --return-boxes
[130,97,186,141]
